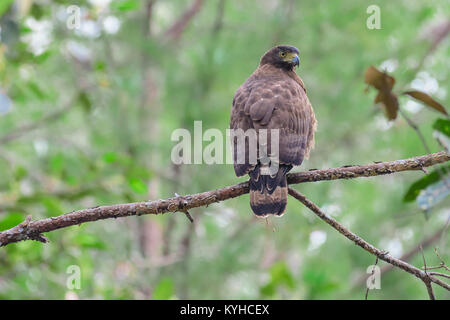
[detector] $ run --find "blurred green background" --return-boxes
[0,0,449,299]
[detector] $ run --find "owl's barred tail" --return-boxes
[249,164,293,217]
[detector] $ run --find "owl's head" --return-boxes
[260,45,300,70]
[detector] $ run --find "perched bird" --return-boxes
[230,45,317,217]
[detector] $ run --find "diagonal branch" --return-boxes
[0,98,76,145]
[419,245,436,300]
[0,152,448,247]
[355,225,447,287]
[163,0,204,42]
[287,187,449,298]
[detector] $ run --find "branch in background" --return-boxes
[427,19,450,55]
[164,0,204,42]
[398,107,432,154]
[137,0,158,259]
[0,97,76,144]
[354,225,447,288]
[143,0,155,37]
[365,256,379,300]
[398,106,449,183]
[419,245,435,300]
[397,19,450,152]
[422,248,450,275]
[0,152,448,247]
[212,0,226,34]
[287,188,449,299]
[412,19,450,76]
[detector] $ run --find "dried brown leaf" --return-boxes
[376,91,399,120]
[365,66,385,90]
[403,90,448,115]
[365,66,398,120]
[365,66,395,91]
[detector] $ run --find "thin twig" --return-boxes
[355,226,447,286]
[0,97,77,144]
[429,272,450,279]
[365,256,379,300]
[398,107,432,154]
[422,248,450,272]
[419,245,436,300]
[433,248,450,271]
[212,0,226,34]
[287,188,449,297]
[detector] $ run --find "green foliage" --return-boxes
[260,261,295,297]
[433,118,450,138]
[73,233,107,250]
[403,166,450,202]
[110,0,141,12]
[0,0,14,18]
[302,267,340,299]
[153,277,174,300]
[416,175,450,211]
[128,177,148,194]
[0,212,24,230]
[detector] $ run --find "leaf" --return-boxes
[260,282,276,296]
[94,61,106,71]
[375,91,398,120]
[77,91,92,112]
[260,261,295,296]
[30,3,45,20]
[42,196,64,216]
[111,0,140,11]
[103,152,118,163]
[73,233,107,250]
[403,90,448,115]
[365,66,395,91]
[34,50,52,64]
[153,277,174,300]
[14,166,28,181]
[416,175,450,211]
[270,261,295,289]
[128,177,148,194]
[364,66,398,120]
[434,131,450,153]
[49,153,65,174]
[27,81,46,100]
[302,267,339,295]
[403,165,450,202]
[0,0,14,17]
[432,119,450,138]
[0,212,24,231]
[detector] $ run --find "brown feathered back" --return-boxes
[230,45,316,217]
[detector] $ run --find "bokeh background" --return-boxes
[0,0,449,299]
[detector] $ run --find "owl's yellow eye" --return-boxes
[280,52,286,58]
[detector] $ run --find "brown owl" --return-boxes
[230,45,317,217]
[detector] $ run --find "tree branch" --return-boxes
[0,97,76,145]
[163,0,204,42]
[287,188,449,298]
[355,225,447,287]
[0,152,448,247]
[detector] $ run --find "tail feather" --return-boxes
[249,164,292,217]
